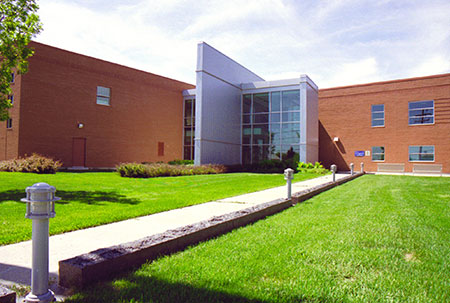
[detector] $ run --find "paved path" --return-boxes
[0,173,349,293]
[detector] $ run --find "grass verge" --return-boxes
[0,171,321,245]
[65,175,450,303]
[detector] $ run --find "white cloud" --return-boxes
[35,0,450,87]
[410,56,450,78]
[317,57,381,88]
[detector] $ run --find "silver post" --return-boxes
[331,164,337,182]
[21,183,60,303]
[350,163,354,175]
[361,162,364,173]
[284,168,294,199]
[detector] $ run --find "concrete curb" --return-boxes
[0,286,16,303]
[59,172,364,289]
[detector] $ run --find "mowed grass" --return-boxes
[65,175,450,303]
[0,171,322,245]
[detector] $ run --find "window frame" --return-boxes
[10,72,15,83]
[371,146,385,162]
[371,104,385,127]
[183,98,195,160]
[408,100,434,126]
[6,118,12,129]
[408,145,435,162]
[241,89,301,164]
[8,95,13,105]
[96,86,111,106]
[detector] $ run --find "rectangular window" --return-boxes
[183,98,195,160]
[242,89,300,164]
[10,73,15,83]
[96,86,111,106]
[8,95,13,105]
[409,145,434,162]
[409,100,434,125]
[6,118,12,129]
[371,104,384,127]
[372,146,385,161]
[253,93,269,113]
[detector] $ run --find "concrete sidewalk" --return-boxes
[0,173,349,294]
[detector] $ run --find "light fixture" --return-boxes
[333,137,339,142]
[77,123,84,129]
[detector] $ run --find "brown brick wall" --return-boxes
[15,42,194,167]
[318,73,450,173]
[0,69,21,161]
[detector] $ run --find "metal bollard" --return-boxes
[330,164,337,182]
[361,162,364,173]
[350,163,354,175]
[284,168,294,199]
[21,183,60,303]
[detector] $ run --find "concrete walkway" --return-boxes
[0,173,349,295]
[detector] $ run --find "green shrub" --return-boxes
[0,154,61,174]
[297,161,328,174]
[117,163,226,178]
[226,159,299,174]
[167,159,194,165]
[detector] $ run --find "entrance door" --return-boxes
[72,138,86,167]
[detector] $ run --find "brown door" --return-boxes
[72,138,86,167]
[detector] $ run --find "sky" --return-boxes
[35,0,450,88]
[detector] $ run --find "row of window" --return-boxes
[371,100,434,127]
[242,144,299,164]
[241,90,302,164]
[5,73,14,129]
[371,145,435,162]
[183,98,195,160]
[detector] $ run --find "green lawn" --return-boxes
[65,175,450,303]
[0,171,322,245]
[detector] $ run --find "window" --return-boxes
[10,73,14,83]
[371,104,384,127]
[6,118,12,129]
[409,100,434,125]
[8,95,13,105]
[372,146,385,161]
[183,98,195,160]
[242,90,300,164]
[409,145,434,162]
[96,86,110,106]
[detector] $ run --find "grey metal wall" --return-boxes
[303,75,319,163]
[194,42,264,165]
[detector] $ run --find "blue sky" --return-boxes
[36,0,450,88]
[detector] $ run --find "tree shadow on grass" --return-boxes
[64,275,270,303]
[65,273,334,303]
[0,190,140,205]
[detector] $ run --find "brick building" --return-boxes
[319,74,450,173]
[1,42,449,173]
[0,42,194,168]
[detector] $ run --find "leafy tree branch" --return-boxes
[0,0,42,120]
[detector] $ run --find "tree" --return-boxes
[0,0,42,120]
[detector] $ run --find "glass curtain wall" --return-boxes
[242,90,300,164]
[183,98,195,160]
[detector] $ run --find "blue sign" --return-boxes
[354,151,365,157]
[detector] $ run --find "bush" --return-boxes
[297,161,328,174]
[0,154,62,174]
[225,159,299,174]
[167,159,194,165]
[117,163,226,178]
